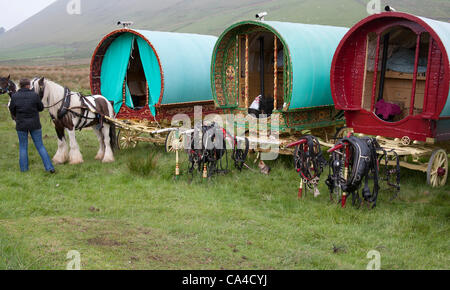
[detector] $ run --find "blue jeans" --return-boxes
[17,129,55,172]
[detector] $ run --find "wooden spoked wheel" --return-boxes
[334,127,354,144]
[401,136,411,146]
[117,129,140,150]
[165,130,184,153]
[427,149,448,187]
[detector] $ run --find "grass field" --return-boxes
[0,65,91,92]
[0,92,448,270]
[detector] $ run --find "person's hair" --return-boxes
[19,79,31,88]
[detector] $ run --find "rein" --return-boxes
[44,98,64,109]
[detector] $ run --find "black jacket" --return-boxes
[9,88,44,131]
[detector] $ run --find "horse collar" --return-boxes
[57,88,72,119]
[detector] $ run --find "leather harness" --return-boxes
[57,88,105,131]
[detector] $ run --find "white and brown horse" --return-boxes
[31,77,116,164]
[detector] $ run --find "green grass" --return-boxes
[0,93,448,270]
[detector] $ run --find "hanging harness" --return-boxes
[294,135,327,181]
[342,136,375,194]
[326,136,383,208]
[287,135,327,198]
[186,123,249,178]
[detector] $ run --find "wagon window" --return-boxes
[364,26,428,122]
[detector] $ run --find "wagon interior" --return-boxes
[215,25,289,117]
[125,39,149,110]
[362,26,431,122]
[239,30,286,116]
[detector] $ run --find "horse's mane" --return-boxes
[45,79,64,91]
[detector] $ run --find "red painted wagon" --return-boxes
[331,12,450,187]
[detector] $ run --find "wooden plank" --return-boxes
[245,34,249,108]
[371,34,382,112]
[386,160,428,172]
[385,71,426,81]
[361,36,370,109]
[410,35,421,116]
[274,36,278,110]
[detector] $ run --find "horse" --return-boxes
[0,75,18,119]
[0,75,17,97]
[31,77,116,164]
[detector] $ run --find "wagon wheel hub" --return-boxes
[118,130,140,150]
[437,167,446,177]
[401,136,411,146]
[427,149,448,188]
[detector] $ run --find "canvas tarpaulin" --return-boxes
[137,37,161,116]
[100,33,135,113]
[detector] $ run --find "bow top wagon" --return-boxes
[90,29,219,149]
[331,12,450,143]
[331,12,449,187]
[90,29,218,122]
[211,20,349,148]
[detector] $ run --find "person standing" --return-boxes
[9,79,55,173]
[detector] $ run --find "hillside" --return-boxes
[0,0,449,64]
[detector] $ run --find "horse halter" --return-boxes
[0,80,10,95]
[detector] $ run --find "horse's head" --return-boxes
[31,77,46,100]
[0,75,11,95]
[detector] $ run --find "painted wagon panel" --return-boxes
[90,29,218,121]
[331,12,450,142]
[211,20,348,132]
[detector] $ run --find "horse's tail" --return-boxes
[109,122,117,152]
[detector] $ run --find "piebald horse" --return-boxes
[0,75,17,119]
[0,75,17,97]
[31,77,116,164]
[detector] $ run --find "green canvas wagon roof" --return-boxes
[90,29,218,115]
[211,20,349,111]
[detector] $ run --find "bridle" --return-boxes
[0,86,7,95]
[0,80,14,95]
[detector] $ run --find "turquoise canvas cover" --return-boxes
[100,30,217,115]
[100,33,135,114]
[135,30,217,106]
[262,21,349,110]
[136,37,161,116]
